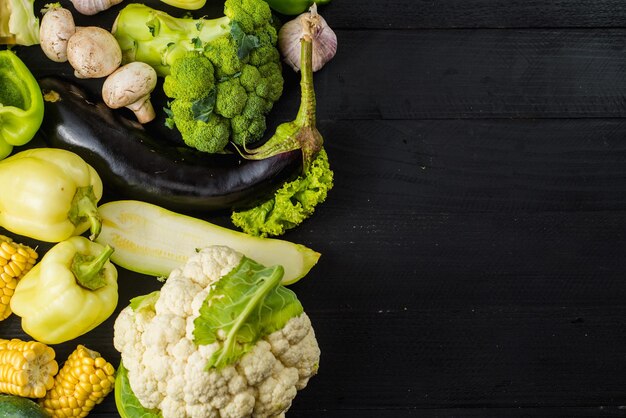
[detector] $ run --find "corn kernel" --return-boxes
[40,345,116,417]
[0,237,38,322]
[0,339,57,398]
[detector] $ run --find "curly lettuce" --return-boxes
[231,148,333,237]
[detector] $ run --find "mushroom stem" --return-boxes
[127,97,156,124]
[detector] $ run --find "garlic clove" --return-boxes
[278,4,337,72]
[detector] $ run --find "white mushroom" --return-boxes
[67,26,122,79]
[102,62,158,124]
[70,0,124,15]
[39,6,76,62]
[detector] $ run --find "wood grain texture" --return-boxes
[323,1,626,30]
[322,119,626,212]
[269,29,626,120]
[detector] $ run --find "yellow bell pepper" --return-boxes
[10,236,118,344]
[0,148,103,242]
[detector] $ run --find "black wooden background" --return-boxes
[5,0,626,416]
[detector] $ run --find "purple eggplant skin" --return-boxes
[38,77,302,213]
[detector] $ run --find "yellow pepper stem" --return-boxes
[68,186,102,240]
[71,245,114,291]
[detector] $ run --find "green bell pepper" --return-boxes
[264,0,331,15]
[0,50,44,159]
[10,236,118,344]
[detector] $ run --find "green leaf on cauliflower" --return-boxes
[193,257,303,369]
[129,291,160,314]
[115,361,162,418]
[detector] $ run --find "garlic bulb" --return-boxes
[70,0,123,15]
[278,4,337,72]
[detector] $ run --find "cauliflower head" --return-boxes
[114,245,320,418]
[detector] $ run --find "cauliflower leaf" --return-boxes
[115,361,162,418]
[193,257,303,369]
[129,291,160,314]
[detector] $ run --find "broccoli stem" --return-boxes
[113,4,230,76]
[242,34,322,173]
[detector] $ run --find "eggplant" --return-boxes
[38,77,302,212]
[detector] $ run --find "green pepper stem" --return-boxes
[71,245,114,291]
[69,186,102,240]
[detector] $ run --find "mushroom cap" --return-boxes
[101,62,157,108]
[67,26,122,78]
[40,7,76,63]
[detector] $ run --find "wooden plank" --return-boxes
[323,1,626,29]
[318,119,626,212]
[301,307,626,409]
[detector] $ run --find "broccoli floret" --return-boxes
[163,53,215,101]
[203,35,242,77]
[215,78,248,119]
[231,115,266,147]
[169,100,230,153]
[223,0,273,33]
[113,0,284,153]
[256,62,283,101]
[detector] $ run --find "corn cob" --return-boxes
[0,235,38,321]
[0,338,58,398]
[40,345,116,418]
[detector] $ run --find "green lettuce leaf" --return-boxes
[231,148,334,237]
[193,257,303,369]
[115,362,162,418]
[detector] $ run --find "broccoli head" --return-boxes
[113,0,284,153]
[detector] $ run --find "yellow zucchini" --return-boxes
[96,200,320,284]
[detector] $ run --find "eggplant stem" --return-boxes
[240,35,321,172]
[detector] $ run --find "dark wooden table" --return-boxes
[5,0,626,416]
